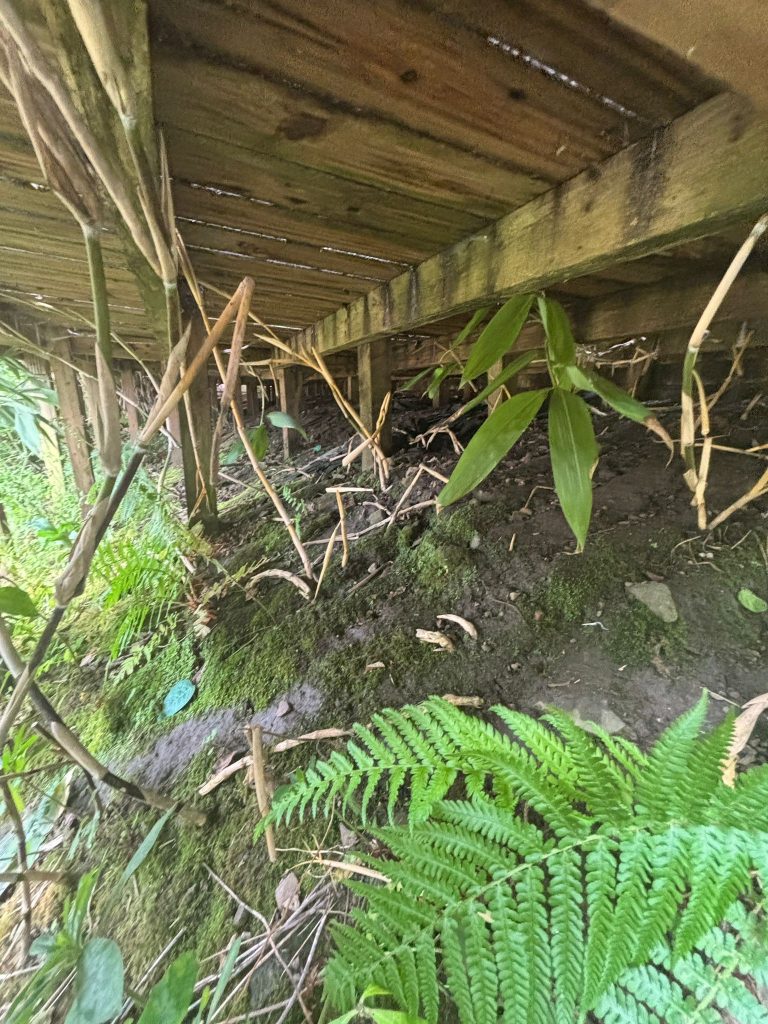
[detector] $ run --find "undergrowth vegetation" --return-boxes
[266,695,768,1024]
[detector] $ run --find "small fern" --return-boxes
[265,695,768,1024]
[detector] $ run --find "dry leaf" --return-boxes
[723,691,768,786]
[275,870,300,912]
[271,727,352,753]
[436,614,478,639]
[415,628,455,652]
[442,694,484,708]
[365,661,386,672]
[339,823,358,848]
[275,699,292,718]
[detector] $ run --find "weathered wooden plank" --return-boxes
[586,0,768,111]
[293,94,768,356]
[154,0,644,189]
[578,270,768,342]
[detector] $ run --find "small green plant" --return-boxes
[436,295,671,550]
[265,694,768,1024]
[0,352,58,455]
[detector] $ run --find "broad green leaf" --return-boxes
[162,679,196,718]
[65,938,124,1024]
[120,808,174,887]
[250,424,269,461]
[738,588,768,613]
[538,296,576,367]
[460,350,541,415]
[461,294,534,383]
[267,410,307,438]
[548,388,599,551]
[0,586,37,618]
[368,1012,428,1024]
[136,951,198,1024]
[439,389,549,506]
[326,1013,357,1024]
[566,366,651,423]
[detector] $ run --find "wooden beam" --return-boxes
[276,366,304,458]
[587,1,768,111]
[50,341,94,498]
[358,341,392,470]
[578,270,768,342]
[179,312,217,531]
[294,93,768,357]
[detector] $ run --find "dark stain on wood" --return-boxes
[400,68,419,84]
[277,112,328,141]
[627,125,669,240]
[408,266,420,322]
[382,282,393,329]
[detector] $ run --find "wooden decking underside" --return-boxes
[0,0,766,369]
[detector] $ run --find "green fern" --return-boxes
[265,694,768,1024]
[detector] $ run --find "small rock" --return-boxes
[625,581,679,623]
[275,871,300,912]
[339,823,358,848]
[600,709,627,735]
[469,532,481,550]
[275,699,292,718]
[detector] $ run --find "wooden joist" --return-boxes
[587,1,768,111]
[293,92,768,357]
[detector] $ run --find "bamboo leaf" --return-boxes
[426,365,450,400]
[136,952,198,1024]
[439,389,549,506]
[119,808,173,887]
[461,295,534,383]
[548,389,599,551]
[460,350,541,415]
[567,366,651,423]
[538,297,576,367]
[267,410,307,438]
[251,423,269,461]
[402,366,433,393]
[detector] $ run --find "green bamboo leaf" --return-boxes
[402,366,433,393]
[460,350,541,415]
[538,297,576,366]
[119,808,174,887]
[251,423,269,461]
[548,388,599,551]
[566,366,651,423]
[0,586,37,618]
[439,389,549,506]
[461,295,534,383]
[426,365,450,400]
[65,938,124,1024]
[267,410,307,438]
[450,307,491,352]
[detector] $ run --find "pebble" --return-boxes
[469,532,481,550]
[625,581,679,623]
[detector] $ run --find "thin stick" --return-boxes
[313,524,340,602]
[272,915,327,1024]
[335,491,349,568]
[0,779,31,958]
[248,726,277,862]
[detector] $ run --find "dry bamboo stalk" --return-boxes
[248,726,277,862]
[0,870,71,884]
[313,523,341,601]
[335,491,349,568]
[680,214,768,491]
[0,778,31,957]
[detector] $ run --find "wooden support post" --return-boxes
[432,376,452,410]
[245,378,260,419]
[346,375,359,406]
[179,312,217,531]
[51,340,94,498]
[358,340,392,470]
[120,366,140,442]
[277,365,304,458]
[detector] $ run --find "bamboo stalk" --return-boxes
[248,726,277,862]
[0,778,31,957]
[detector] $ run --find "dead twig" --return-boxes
[247,726,277,863]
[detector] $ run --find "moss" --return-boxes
[531,538,632,627]
[603,602,689,667]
